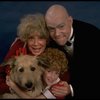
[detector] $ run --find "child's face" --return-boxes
[43,69,60,86]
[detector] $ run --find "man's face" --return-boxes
[46,16,72,46]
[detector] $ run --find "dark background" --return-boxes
[0,1,100,63]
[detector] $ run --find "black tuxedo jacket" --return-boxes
[48,19,100,99]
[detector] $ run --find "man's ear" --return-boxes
[37,57,50,69]
[68,16,73,27]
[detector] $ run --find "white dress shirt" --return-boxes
[64,27,74,56]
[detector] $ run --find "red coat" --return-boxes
[0,38,70,94]
[0,38,25,94]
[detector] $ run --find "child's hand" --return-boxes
[51,81,71,98]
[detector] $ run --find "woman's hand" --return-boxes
[6,75,16,89]
[51,81,71,97]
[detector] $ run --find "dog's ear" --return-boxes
[1,57,16,68]
[37,57,50,69]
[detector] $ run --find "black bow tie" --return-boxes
[66,32,74,46]
[66,41,72,46]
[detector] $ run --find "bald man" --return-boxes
[45,4,100,99]
[45,5,73,55]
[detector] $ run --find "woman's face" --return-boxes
[27,31,47,56]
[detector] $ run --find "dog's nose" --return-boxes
[25,81,33,88]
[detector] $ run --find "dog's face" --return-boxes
[7,55,45,91]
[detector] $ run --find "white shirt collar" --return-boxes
[68,27,73,41]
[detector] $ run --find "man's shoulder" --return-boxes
[73,19,99,31]
[73,19,100,38]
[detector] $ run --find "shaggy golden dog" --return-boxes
[1,55,49,99]
[0,48,68,99]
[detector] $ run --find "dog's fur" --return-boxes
[1,55,48,99]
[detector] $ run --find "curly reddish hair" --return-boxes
[39,48,69,74]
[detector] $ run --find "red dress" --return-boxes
[0,38,70,94]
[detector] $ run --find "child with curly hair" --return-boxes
[39,48,69,99]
